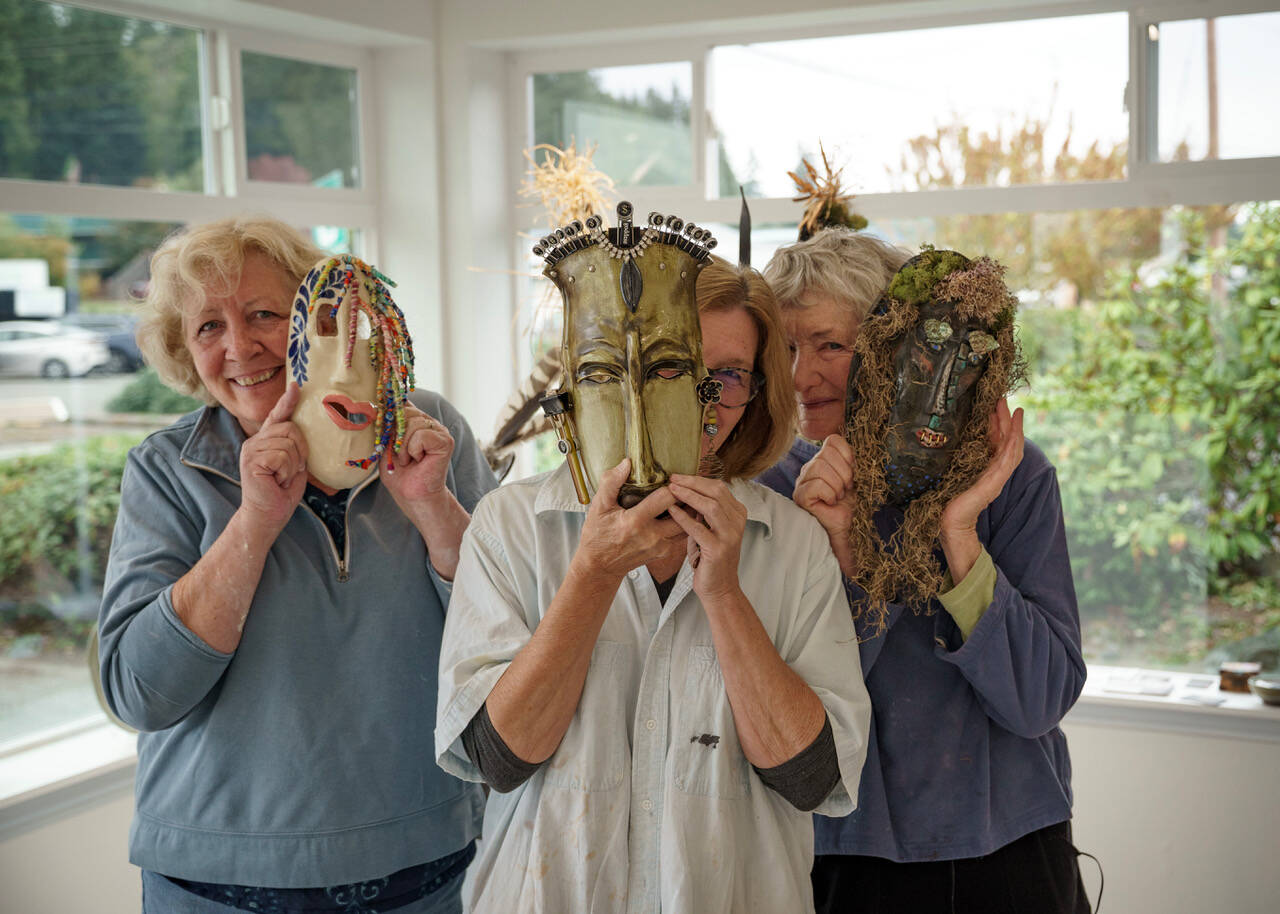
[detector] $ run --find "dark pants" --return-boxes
[812,821,1092,914]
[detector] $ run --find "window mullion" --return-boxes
[691,49,708,199]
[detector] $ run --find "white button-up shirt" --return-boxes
[437,466,870,914]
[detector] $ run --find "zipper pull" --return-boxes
[337,561,350,583]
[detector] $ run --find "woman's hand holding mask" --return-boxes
[238,385,309,534]
[939,399,1025,583]
[794,435,858,578]
[572,458,682,583]
[666,474,748,604]
[379,406,471,580]
[380,406,456,506]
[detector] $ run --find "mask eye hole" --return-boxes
[316,306,339,337]
[923,319,953,345]
[355,310,372,340]
[649,364,691,381]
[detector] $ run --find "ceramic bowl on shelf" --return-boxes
[1248,673,1280,706]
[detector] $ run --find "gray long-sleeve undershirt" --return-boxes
[462,702,839,811]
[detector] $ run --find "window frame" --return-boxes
[509,0,1280,237]
[505,0,1280,669]
[0,1,381,261]
[0,0,385,800]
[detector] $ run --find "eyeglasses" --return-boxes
[708,367,765,408]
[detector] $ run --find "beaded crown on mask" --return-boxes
[535,202,721,505]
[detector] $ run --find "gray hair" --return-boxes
[763,228,910,322]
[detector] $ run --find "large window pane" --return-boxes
[0,1,203,191]
[861,203,1277,671]
[0,215,188,748]
[709,13,1128,197]
[531,63,692,186]
[242,52,360,187]
[1154,13,1280,162]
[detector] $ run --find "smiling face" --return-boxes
[699,306,759,456]
[183,252,293,436]
[783,291,860,441]
[288,261,383,490]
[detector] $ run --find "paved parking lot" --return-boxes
[0,374,163,459]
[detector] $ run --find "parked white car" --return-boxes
[0,320,111,378]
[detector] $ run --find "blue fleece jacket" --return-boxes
[97,390,495,886]
[758,437,1085,861]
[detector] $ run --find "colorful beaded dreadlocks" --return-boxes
[291,255,414,471]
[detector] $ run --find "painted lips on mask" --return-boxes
[323,394,377,431]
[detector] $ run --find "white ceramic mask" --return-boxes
[287,256,413,489]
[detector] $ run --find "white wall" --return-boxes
[2,716,1278,914]
[0,791,139,914]
[1064,719,1280,913]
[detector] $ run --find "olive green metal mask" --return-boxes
[537,203,721,506]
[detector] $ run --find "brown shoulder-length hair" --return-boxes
[696,257,796,481]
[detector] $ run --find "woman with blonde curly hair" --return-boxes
[99,215,494,913]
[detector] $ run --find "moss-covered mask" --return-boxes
[843,247,1024,626]
[287,255,413,490]
[537,203,720,506]
[883,264,1003,504]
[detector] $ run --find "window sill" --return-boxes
[1068,664,1280,743]
[0,720,136,842]
[2,664,1278,843]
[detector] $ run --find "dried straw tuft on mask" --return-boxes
[934,256,1018,326]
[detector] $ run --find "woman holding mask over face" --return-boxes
[436,214,870,914]
[759,229,1090,914]
[97,217,494,913]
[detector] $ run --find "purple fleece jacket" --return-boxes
[757,437,1085,861]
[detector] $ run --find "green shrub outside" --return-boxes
[1017,204,1280,667]
[0,435,142,605]
[107,367,202,414]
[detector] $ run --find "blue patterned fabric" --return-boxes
[303,483,351,555]
[160,842,475,913]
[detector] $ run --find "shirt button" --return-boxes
[645,718,657,731]
[641,798,653,811]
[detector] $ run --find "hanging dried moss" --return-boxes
[843,252,1028,634]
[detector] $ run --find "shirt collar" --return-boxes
[533,463,774,537]
[179,406,248,482]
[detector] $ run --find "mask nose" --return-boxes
[620,332,663,506]
[623,371,662,490]
[926,347,960,422]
